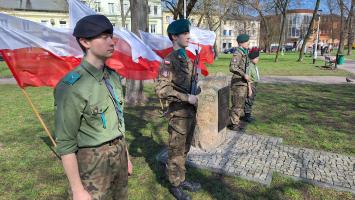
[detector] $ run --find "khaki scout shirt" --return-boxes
[230,48,249,86]
[54,58,125,156]
[155,48,194,117]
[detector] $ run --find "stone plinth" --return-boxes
[193,74,230,150]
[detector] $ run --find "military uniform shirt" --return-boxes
[54,58,125,156]
[246,63,260,82]
[230,48,249,86]
[156,49,193,103]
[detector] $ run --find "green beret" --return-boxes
[167,19,191,35]
[236,34,250,43]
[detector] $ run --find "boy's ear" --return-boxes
[79,38,91,49]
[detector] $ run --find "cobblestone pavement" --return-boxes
[157,131,355,194]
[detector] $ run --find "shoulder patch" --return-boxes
[63,72,81,85]
[232,56,238,62]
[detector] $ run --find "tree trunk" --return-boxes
[126,0,148,106]
[298,0,320,62]
[275,12,286,62]
[347,1,354,55]
[337,0,346,55]
[258,11,271,54]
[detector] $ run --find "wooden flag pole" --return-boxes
[21,88,57,147]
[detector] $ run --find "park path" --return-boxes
[157,131,355,194]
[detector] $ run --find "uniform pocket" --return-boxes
[89,101,109,129]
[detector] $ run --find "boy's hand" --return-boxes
[244,75,251,81]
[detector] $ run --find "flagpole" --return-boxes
[184,0,186,19]
[21,88,57,147]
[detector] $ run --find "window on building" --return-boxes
[154,6,158,15]
[108,3,115,14]
[229,30,232,36]
[41,20,50,27]
[228,43,232,48]
[59,20,67,28]
[95,1,101,12]
[223,43,227,49]
[0,19,8,27]
[223,30,227,36]
[150,24,156,33]
[22,21,30,30]
[148,6,151,14]
[125,23,129,29]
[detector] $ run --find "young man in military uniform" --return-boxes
[155,19,201,200]
[244,48,261,123]
[54,15,131,200]
[228,34,251,131]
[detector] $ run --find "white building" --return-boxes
[81,0,163,34]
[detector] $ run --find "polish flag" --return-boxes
[0,0,162,88]
[68,0,161,80]
[140,26,216,76]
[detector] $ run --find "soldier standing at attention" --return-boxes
[155,19,201,200]
[54,15,131,200]
[228,34,251,131]
[244,47,261,123]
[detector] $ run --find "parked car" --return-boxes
[223,47,237,54]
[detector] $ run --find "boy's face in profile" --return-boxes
[252,57,259,64]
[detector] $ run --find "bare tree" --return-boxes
[346,0,354,55]
[119,0,131,26]
[125,0,149,106]
[297,0,320,62]
[337,0,346,55]
[326,0,338,44]
[162,0,199,19]
[244,0,275,53]
[273,0,290,62]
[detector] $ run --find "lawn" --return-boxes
[208,52,351,76]
[331,49,355,61]
[0,83,354,200]
[0,51,352,79]
[0,61,12,78]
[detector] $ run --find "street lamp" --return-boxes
[313,9,322,64]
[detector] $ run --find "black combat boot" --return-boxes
[244,113,255,123]
[169,186,191,200]
[180,180,201,192]
[228,124,242,131]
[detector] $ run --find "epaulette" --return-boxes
[63,72,81,85]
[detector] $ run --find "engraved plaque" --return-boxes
[218,86,230,132]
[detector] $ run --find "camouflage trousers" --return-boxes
[245,83,257,114]
[167,114,196,187]
[70,138,128,200]
[230,84,248,125]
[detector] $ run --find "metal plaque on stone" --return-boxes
[218,85,230,132]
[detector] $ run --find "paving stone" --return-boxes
[156,131,355,194]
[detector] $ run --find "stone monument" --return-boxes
[193,73,230,150]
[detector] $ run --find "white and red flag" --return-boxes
[140,26,216,76]
[0,0,162,88]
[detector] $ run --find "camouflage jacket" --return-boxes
[230,48,249,86]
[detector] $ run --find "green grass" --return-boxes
[0,61,12,78]
[208,52,351,76]
[331,49,355,61]
[0,83,354,199]
[0,51,352,79]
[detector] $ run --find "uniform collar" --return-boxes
[81,58,105,81]
[238,47,248,55]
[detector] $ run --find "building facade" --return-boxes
[260,9,344,50]
[0,0,69,28]
[162,11,260,52]
[221,16,260,51]
[81,0,163,34]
